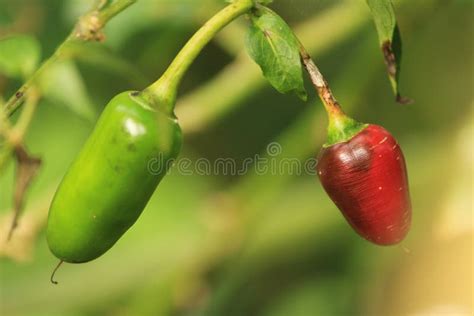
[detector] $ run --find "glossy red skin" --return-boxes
[317,125,411,245]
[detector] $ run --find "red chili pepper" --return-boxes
[317,124,411,245]
[298,50,412,245]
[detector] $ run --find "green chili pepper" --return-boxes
[46,91,182,263]
[45,0,255,278]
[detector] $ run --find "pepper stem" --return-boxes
[299,43,366,146]
[144,0,255,114]
[50,260,64,285]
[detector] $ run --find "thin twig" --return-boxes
[298,43,345,117]
[2,90,42,240]
[177,1,367,132]
[11,88,40,142]
[50,260,64,285]
[3,0,136,117]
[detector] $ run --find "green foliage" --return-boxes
[366,0,408,103]
[246,7,307,101]
[366,0,397,41]
[0,34,41,79]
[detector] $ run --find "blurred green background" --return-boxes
[0,0,472,315]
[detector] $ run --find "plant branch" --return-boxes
[10,88,40,144]
[176,1,369,132]
[298,44,344,118]
[2,0,136,117]
[97,0,136,22]
[144,0,254,113]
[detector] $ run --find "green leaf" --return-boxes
[0,35,41,79]
[39,60,96,120]
[366,0,412,104]
[246,7,307,101]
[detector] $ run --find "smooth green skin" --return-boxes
[46,91,182,263]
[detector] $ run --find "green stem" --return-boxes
[299,42,366,146]
[298,43,345,120]
[13,89,40,140]
[3,42,67,116]
[176,0,369,133]
[143,0,254,114]
[3,0,136,117]
[98,0,136,22]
